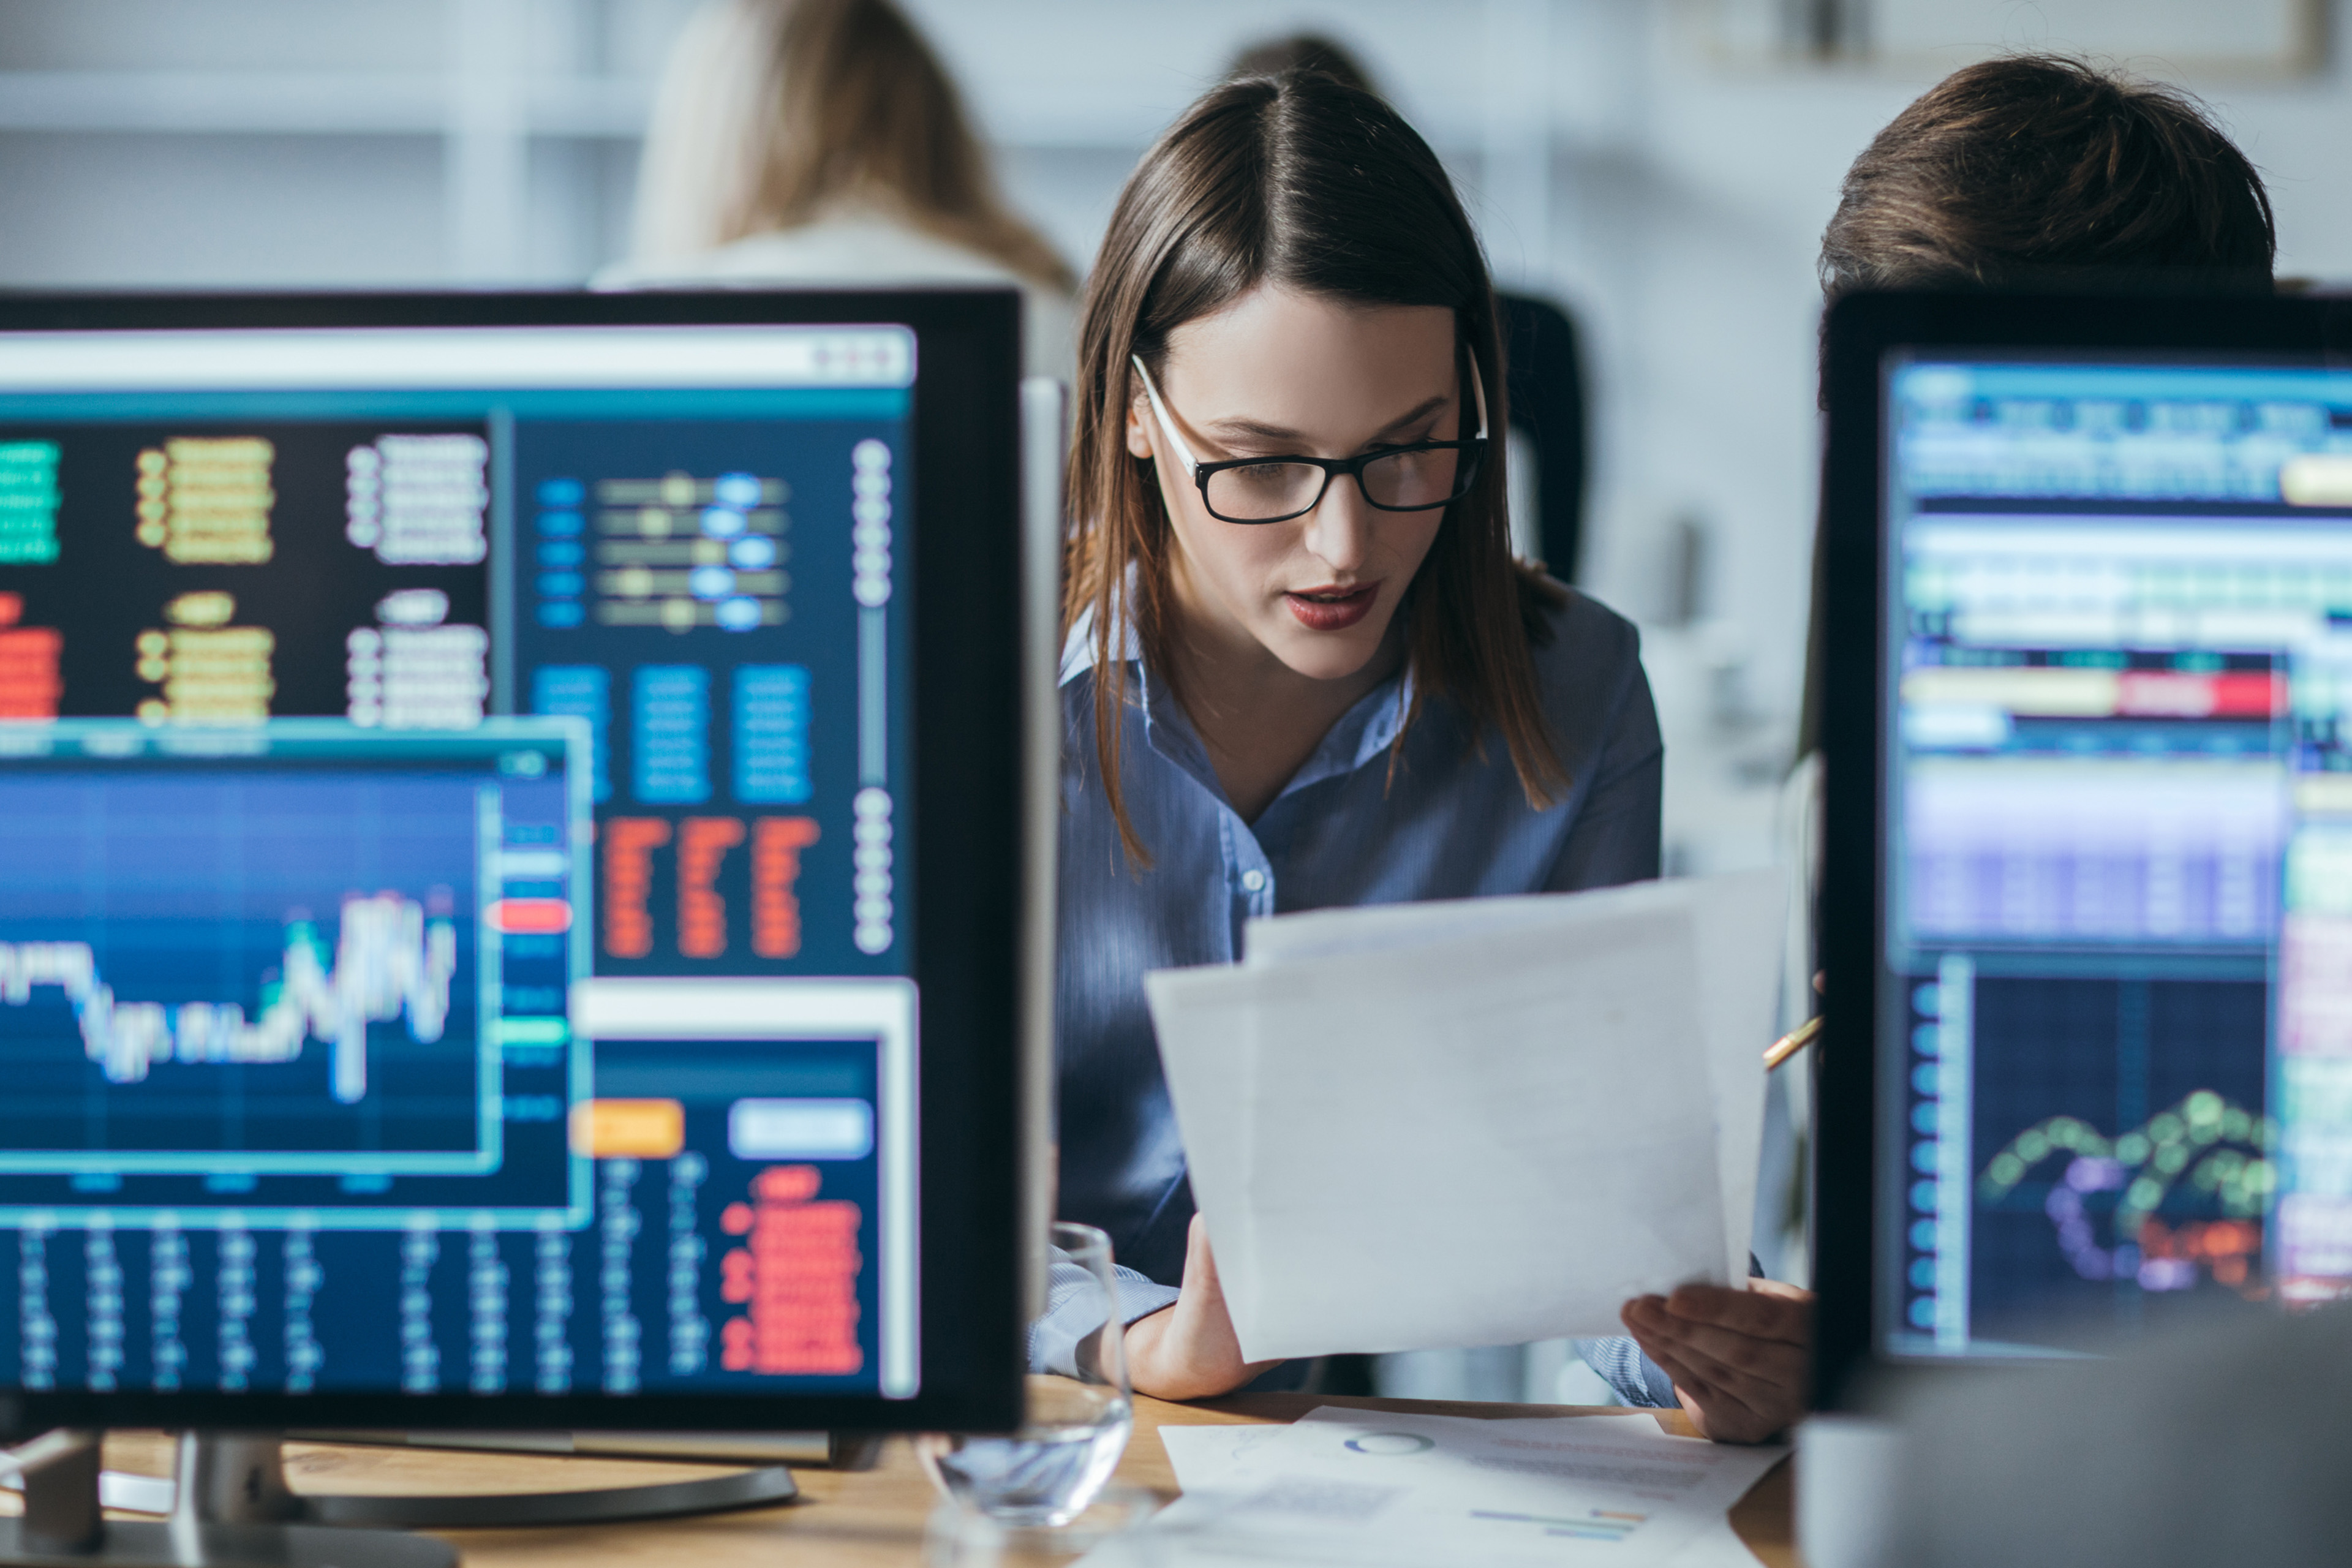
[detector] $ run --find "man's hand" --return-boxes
[1621,1279,1812,1444]
[1123,1214,1280,1401]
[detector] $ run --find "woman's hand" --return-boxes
[1123,1214,1281,1401]
[1620,1279,1812,1444]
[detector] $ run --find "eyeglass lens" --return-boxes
[1204,446,1468,522]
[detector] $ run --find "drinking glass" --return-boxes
[922,1489,1162,1567]
[919,1221,1134,1528]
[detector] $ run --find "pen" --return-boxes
[1763,1016,1820,1072]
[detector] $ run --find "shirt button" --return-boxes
[1241,869,1267,893]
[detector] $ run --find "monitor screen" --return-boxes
[1866,344,2352,1361]
[0,296,1022,1433]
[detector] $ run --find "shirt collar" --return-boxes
[1293,660,1415,793]
[1061,590,1419,806]
[1058,597,1136,688]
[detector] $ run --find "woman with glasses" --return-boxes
[1051,71,1811,1444]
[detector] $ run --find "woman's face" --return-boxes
[1126,286,1463,684]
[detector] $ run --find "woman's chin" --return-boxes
[1260,618,1393,684]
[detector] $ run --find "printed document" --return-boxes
[1129,1407,1787,1565]
[1144,870,1785,1361]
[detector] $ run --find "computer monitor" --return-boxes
[1817,290,2352,1401]
[0,293,1028,1449]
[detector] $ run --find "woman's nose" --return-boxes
[1300,475,1374,573]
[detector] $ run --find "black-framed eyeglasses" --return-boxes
[1131,351,1488,525]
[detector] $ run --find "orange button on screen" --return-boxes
[570,1098,685,1159]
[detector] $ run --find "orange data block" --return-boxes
[602,817,672,959]
[751,816,821,959]
[677,815,747,959]
[569,1098,686,1159]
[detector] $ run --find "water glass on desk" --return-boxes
[919,1221,1134,1528]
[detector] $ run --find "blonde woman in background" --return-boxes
[607,0,1077,377]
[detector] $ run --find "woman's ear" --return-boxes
[1125,392,1154,459]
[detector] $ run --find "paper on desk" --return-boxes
[1131,1408,1785,1566]
[1145,872,1785,1362]
[1158,1421,1294,1488]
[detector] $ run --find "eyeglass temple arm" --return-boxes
[1129,355,1200,477]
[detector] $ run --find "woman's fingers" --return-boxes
[1621,1292,1808,1443]
[1660,1282,1812,1344]
[1625,1318,1792,1407]
[1626,1297,1806,1398]
[1634,1341,1776,1442]
[1645,1313,1807,1384]
[1651,1330,1804,1408]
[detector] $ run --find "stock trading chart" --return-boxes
[514,419,900,976]
[1885,359,2352,1354]
[0,331,916,1399]
[0,724,582,1393]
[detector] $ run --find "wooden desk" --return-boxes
[86,1400,1793,1566]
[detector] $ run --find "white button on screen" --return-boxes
[1241,869,1267,892]
[727,1098,875,1161]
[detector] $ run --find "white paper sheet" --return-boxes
[1153,896,1721,1358]
[1242,870,1786,1284]
[1145,871,1787,1361]
[1129,1408,1786,1566]
[1687,869,1790,1281]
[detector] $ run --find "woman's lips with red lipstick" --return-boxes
[1284,582,1379,631]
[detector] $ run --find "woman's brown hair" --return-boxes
[1063,71,1563,864]
[634,0,1072,292]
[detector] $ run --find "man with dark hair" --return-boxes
[1777,62,2279,1414]
[1796,55,2277,755]
[1819,53,2275,299]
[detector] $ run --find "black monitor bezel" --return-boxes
[1815,288,2352,1409]
[0,288,1028,1435]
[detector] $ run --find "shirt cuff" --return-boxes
[1028,1251,1183,1378]
[1571,1335,1679,1409]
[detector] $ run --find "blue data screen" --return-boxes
[0,326,921,1400]
[1882,357,2352,1357]
[510,412,907,974]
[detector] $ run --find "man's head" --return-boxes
[1820,55,2275,298]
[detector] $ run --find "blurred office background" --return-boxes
[0,0,2334,1396]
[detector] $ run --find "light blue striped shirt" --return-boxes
[1049,584,1672,1404]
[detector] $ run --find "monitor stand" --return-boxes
[0,1430,801,1567]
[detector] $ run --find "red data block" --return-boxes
[486,898,573,935]
[714,1164,869,1379]
[2116,669,2286,719]
[754,1166,822,1204]
[0,627,62,719]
